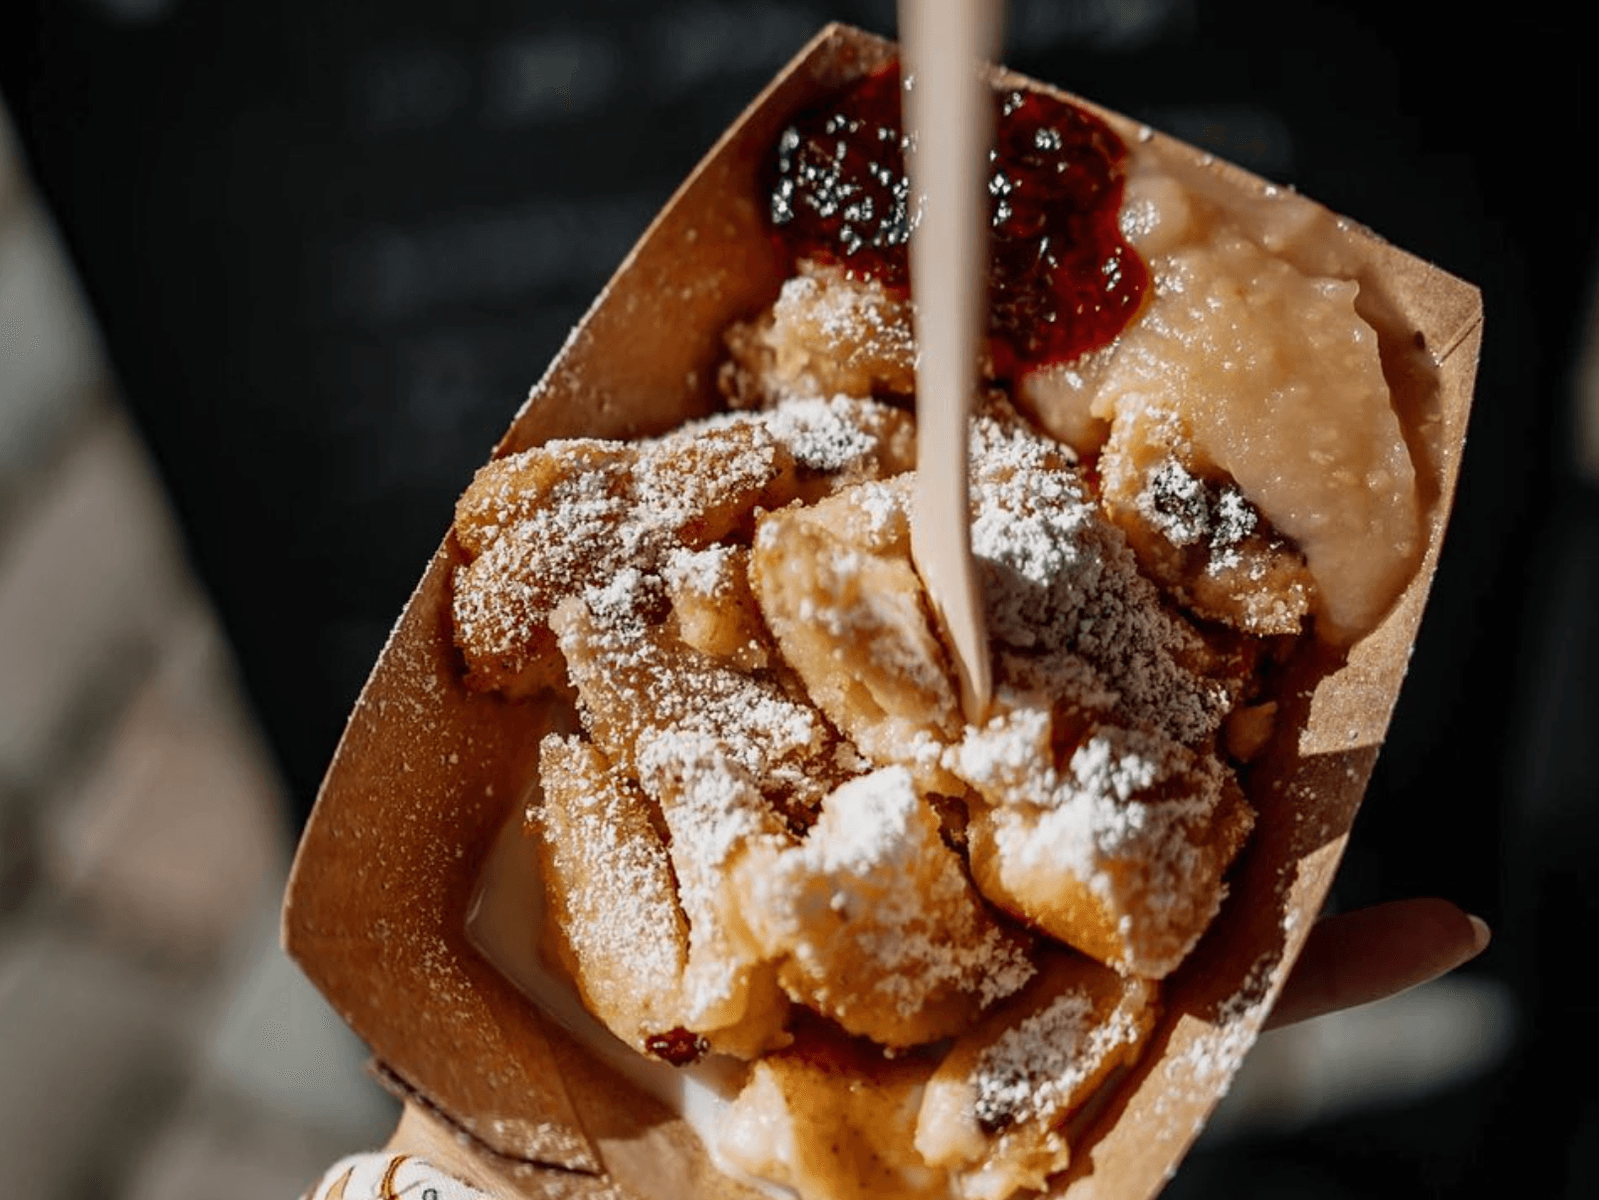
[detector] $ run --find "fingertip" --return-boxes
[1266,897,1491,1031]
[1403,898,1489,974]
[1466,912,1492,956]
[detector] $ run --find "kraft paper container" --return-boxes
[283,22,1482,1200]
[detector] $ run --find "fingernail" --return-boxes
[1467,913,1492,953]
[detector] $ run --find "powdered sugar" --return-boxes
[634,732,789,1027]
[1135,457,1260,574]
[969,412,1232,747]
[761,395,885,473]
[973,991,1129,1130]
[744,767,1034,1036]
[663,544,735,599]
[456,354,1263,1157]
[534,734,689,1040]
[950,705,1242,977]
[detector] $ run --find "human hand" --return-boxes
[1266,897,1491,1030]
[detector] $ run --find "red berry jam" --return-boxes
[768,63,1148,374]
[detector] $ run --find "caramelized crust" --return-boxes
[552,590,848,823]
[663,544,771,672]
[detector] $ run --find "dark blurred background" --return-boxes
[1,0,1593,1196]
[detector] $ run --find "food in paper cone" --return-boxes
[444,59,1435,1200]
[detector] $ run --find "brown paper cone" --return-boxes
[283,22,1481,1200]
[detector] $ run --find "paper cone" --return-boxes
[283,22,1481,1200]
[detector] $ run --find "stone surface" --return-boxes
[0,409,191,794]
[0,196,103,482]
[118,885,399,1200]
[0,924,199,1197]
[42,608,287,958]
[122,1088,365,1200]
[0,95,393,1200]
[200,887,399,1140]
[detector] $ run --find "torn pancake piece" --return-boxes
[550,575,851,823]
[751,479,963,794]
[452,395,914,697]
[634,731,795,1059]
[968,411,1239,750]
[531,734,693,1060]
[950,708,1253,978]
[721,261,917,408]
[1095,403,1317,637]
[719,1029,946,1200]
[735,766,1034,1049]
[452,421,797,695]
[916,953,1158,1200]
